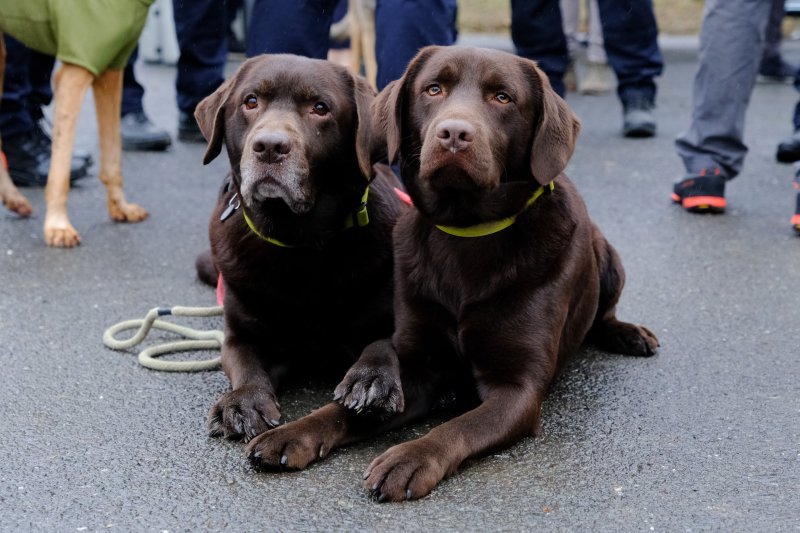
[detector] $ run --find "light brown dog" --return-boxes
[0,2,151,247]
[329,0,378,90]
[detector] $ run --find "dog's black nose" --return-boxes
[436,119,475,153]
[252,131,291,161]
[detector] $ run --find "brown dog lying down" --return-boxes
[193,54,406,441]
[244,46,659,500]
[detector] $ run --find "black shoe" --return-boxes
[177,111,206,143]
[792,169,800,235]
[121,111,172,151]
[32,118,93,169]
[4,129,89,187]
[758,57,796,83]
[776,130,800,163]
[671,168,727,214]
[622,98,656,138]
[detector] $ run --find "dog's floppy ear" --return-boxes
[528,62,581,185]
[372,46,437,165]
[351,74,378,179]
[373,79,403,165]
[195,76,235,165]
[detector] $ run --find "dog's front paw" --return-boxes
[245,418,332,471]
[207,384,281,441]
[44,215,81,247]
[601,321,659,357]
[364,440,448,502]
[1,189,33,217]
[334,363,404,417]
[109,200,148,223]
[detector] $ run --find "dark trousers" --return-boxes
[121,0,228,116]
[246,0,457,89]
[0,35,55,138]
[511,0,663,103]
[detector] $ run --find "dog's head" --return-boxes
[196,54,375,215]
[373,46,580,223]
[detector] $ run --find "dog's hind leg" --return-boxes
[588,230,659,356]
[0,33,33,217]
[92,69,148,224]
[44,64,93,247]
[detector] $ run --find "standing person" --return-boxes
[120,49,172,151]
[511,0,663,138]
[671,0,799,235]
[560,0,613,95]
[758,0,795,82]
[0,36,90,186]
[245,0,457,90]
[120,0,228,150]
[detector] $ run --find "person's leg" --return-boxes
[559,0,579,92]
[0,35,34,140]
[673,0,772,212]
[595,0,662,105]
[246,0,339,58]
[0,36,88,186]
[510,0,569,97]
[173,0,228,141]
[120,49,171,151]
[586,0,607,64]
[759,0,793,80]
[375,0,457,89]
[579,0,613,95]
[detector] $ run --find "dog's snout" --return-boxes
[436,119,475,153]
[252,131,292,161]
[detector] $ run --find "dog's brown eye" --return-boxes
[426,84,442,96]
[495,92,511,104]
[244,95,258,110]
[312,102,330,116]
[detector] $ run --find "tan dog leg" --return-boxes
[359,0,378,90]
[44,64,93,247]
[92,69,148,224]
[0,33,34,217]
[349,0,364,79]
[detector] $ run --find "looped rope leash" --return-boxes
[103,305,223,372]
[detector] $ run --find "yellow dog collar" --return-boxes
[435,181,554,238]
[242,186,370,248]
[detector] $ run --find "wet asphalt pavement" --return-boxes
[1,36,799,531]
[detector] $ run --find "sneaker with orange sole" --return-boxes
[672,168,727,213]
[792,171,800,235]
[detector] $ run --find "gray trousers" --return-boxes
[675,0,775,178]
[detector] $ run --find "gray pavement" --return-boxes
[1,37,799,532]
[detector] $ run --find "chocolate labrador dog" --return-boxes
[244,46,658,501]
[194,54,405,441]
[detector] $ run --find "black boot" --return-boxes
[121,111,172,151]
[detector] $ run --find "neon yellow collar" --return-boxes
[243,187,370,248]
[435,181,554,238]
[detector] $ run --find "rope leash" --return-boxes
[103,305,223,372]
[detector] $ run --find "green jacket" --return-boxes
[0,0,154,76]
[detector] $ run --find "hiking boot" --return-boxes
[622,97,656,138]
[776,130,800,163]
[4,129,89,187]
[579,61,613,95]
[178,111,206,143]
[792,170,800,235]
[564,59,577,93]
[121,111,172,151]
[34,118,92,167]
[757,56,796,83]
[671,168,727,214]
